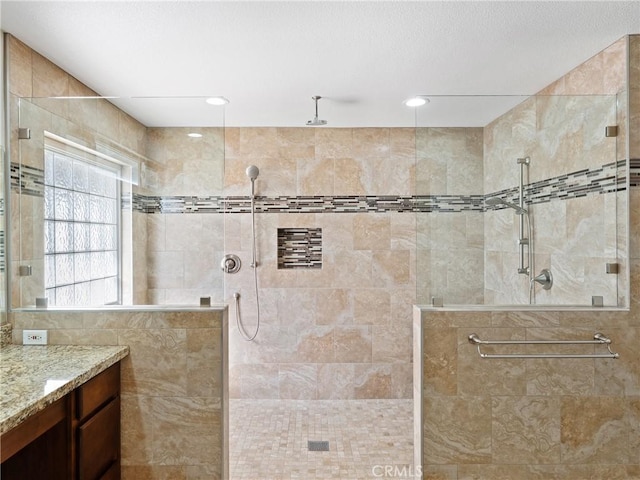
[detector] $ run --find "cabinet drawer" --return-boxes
[77,363,120,421]
[78,397,120,480]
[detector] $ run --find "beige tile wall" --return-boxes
[224,127,417,399]
[10,308,227,480]
[417,306,640,479]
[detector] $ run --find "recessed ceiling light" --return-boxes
[404,96,429,107]
[205,96,229,106]
[187,133,202,138]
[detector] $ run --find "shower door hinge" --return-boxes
[431,296,444,307]
[606,263,619,274]
[605,126,618,137]
[18,128,31,140]
[18,265,32,276]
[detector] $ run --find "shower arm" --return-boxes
[517,157,530,276]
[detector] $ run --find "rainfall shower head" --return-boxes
[246,165,260,181]
[306,96,327,126]
[486,196,527,215]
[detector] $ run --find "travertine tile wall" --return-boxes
[417,306,640,479]
[416,34,640,480]
[10,307,227,480]
[483,37,627,306]
[224,127,418,400]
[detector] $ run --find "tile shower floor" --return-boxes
[229,399,414,480]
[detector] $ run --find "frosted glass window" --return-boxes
[44,188,55,219]
[54,189,72,220]
[44,150,120,306]
[53,154,73,188]
[44,221,55,254]
[73,192,90,221]
[55,221,74,253]
[73,161,89,192]
[74,223,90,251]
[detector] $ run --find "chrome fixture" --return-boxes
[533,268,553,290]
[221,254,241,274]
[306,96,327,126]
[468,332,619,359]
[233,166,262,341]
[516,156,530,275]
[486,156,553,303]
[246,165,260,268]
[485,196,527,215]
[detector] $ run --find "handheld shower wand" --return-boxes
[246,165,259,198]
[233,165,262,341]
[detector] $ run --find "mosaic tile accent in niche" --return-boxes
[630,158,640,187]
[277,228,322,269]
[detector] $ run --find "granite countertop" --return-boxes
[0,344,129,435]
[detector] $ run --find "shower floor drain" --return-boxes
[308,440,329,451]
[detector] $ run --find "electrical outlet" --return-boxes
[23,329,48,345]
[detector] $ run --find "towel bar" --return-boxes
[467,332,619,359]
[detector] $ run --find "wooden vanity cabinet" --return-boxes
[0,396,70,480]
[74,362,121,480]
[0,362,121,480]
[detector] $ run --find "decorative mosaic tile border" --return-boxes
[10,163,44,197]
[11,160,639,215]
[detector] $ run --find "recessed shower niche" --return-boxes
[277,228,322,270]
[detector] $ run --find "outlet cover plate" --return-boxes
[23,329,48,345]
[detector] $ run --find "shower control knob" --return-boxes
[221,254,242,274]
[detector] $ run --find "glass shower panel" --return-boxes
[415,94,625,307]
[12,96,226,308]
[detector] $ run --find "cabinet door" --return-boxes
[77,363,120,421]
[78,397,120,480]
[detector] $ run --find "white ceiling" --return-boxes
[1,1,639,128]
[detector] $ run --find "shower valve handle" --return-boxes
[221,254,242,274]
